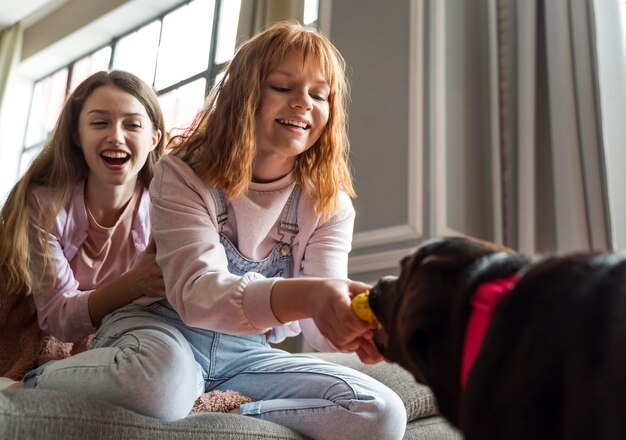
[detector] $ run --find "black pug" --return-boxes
[368,236,626,440]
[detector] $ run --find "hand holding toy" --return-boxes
[351,291,378,324]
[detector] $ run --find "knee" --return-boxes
[114,336,202,420]
[124,370,201,420]
[378,390,407,439]
[118,354,202,420]
[355,386,407,440]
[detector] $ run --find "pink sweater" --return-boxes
[28,182,151,342]
[149,154,355,351]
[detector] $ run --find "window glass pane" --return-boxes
[304,0,319,25]
[112,21,161,86]
[24,68,68,147]
[18,145,43,179]
[69,46,112,92]
[159,78,206,138]
[215,0,241,64]
[213,70,225,88]
[154,0,214,89]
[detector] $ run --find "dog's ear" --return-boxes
[389,254,463,374]
[387,327,431,384]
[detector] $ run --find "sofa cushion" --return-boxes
[0,353,459,440]
[0,389,307,440]
[0,388,459,440]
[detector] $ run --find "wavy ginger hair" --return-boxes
[174,22,355,221]
[0,70,165,298]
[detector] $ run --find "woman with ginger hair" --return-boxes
[148,22,406,439]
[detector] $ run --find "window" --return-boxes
[19,0,237,176]
[18,0,319,177]
[594,0,626,249]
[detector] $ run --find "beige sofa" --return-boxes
[0,352,460,439]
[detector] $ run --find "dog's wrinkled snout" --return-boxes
[369,275,399,315]
[370,275,399,295]
[369,275,399,358]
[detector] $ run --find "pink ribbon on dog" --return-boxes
[461,274,518,390]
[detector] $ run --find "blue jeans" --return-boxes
[24,301,407,440]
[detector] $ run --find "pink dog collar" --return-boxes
[461,274,518,390]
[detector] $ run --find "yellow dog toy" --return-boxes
[351,290,378,324]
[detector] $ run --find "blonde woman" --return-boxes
[0,70,165,384]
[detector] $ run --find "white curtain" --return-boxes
[593,0,626,251]
[0,23,23,135]
[0,23,24,200]
[493,0,616,253]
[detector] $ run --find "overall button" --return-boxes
[280,244,290,256]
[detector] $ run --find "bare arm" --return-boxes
[270,277,375,352]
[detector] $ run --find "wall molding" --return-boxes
[488,0,504,244]
[353,224,419,249]
[348,246,416,276]
[353,0,425,250]
[431,0,464,237]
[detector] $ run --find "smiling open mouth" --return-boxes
[101,151,130,165]
[277,119,310,130]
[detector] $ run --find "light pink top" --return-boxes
[149,154,355,351]
[28,181,152,342]
[70,183,141,290]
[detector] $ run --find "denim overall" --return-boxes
[24,185,406,440]
[212,184,300,281]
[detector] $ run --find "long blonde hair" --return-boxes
[174,22,355,221]
[0,70,165,298]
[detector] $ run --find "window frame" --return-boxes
[19,0,230,173]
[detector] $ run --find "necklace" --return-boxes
[84,193,134,229]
